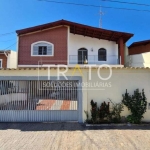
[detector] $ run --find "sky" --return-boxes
[0,0,150,51]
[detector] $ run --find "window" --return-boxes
[98,48,106,61]
[0,59,2,68]
[31,41,54,56]
[38,46,47,55]
[78,48,88,64]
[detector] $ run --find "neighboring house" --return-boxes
[0,50,17,68]
[126,40,150,67]
[16,19,133,67]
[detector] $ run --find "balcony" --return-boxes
[69,55,119,65]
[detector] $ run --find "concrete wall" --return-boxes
[7,51,17,68]
[127,52,150,67]
[86,69,150,122]
[68,33,118,65]
[0,68,150,122]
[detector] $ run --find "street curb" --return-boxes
[85,123,150,127]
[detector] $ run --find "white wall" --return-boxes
[7,50,17,68]
[126,52,150,67]
[68,33,118,65]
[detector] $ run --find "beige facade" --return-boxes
[0,67,150,122]
[7,50,17,68]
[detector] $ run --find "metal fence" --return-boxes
[0,80,78,122]
[69,55,119,65]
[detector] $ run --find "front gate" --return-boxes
[0,80,78,122]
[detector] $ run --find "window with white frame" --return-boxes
[0,59,2,68]
[31,41,54,56]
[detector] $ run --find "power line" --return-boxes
[0,39,16,42]
[2,42,17,51]
[0,32,15,37]
[101,0,150,7]
[38,0,150,12]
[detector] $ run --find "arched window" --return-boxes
[31,41,54,56]
[98,48,106,61]
[78,48,88,64]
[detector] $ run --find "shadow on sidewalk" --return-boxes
[0,122,150,131]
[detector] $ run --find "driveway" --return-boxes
[0,123,150,150]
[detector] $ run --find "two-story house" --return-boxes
[3,20,146,123]
[16,19,133,67]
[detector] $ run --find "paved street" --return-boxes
[0,123,150,150]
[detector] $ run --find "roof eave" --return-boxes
[16,19,134,43]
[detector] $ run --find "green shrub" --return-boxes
[122,89,147,124]
[88,99,124,124]
[109,99,124,123]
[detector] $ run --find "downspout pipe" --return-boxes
[4,51,8,57]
